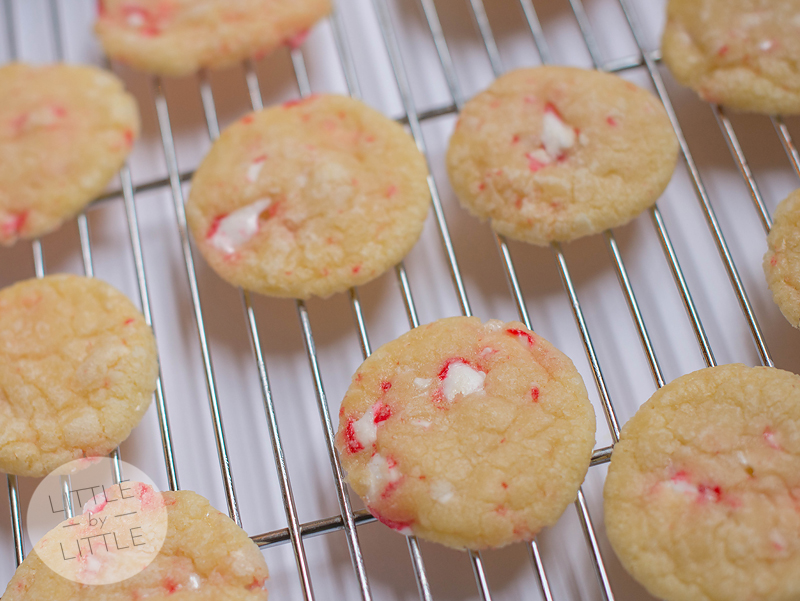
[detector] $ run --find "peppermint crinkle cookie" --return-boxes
[186,94,430,299]
[0,275,157,477]
[0,63,140,246]
[604,364,800,601]
[1,489,269,600]
[662,0,800,114]
[446,66,678,245]
[336,316,596,550]
[95,0,331,76]
[764,188,800,329]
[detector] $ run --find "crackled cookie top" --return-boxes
[2,489,269,599]
[662,0,800,114]
[186,94,430,299]
[446,66,678,245]
[604,364,800,601]
[0,275,157,477]
[764,188,800,329]
[95,0,331,76]
[336,316,596,550]
[0,63,139,246]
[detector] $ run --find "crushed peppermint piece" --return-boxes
[366,453,402,501]
[245,155,267,183]
[540,105,577,160]
[208,199,271,254]
[441,362,485,402]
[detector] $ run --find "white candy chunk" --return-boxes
[209,199,271,254]
[188,574,201,589]
[246,158,266,183]
[82,492,108,515]
[430,479,455,504]
[662,478,697,497]
[541,110,576,160]
[528,148,552,165]
[759,39,775,52]
[126,13,145,27]
[365,453,401,501]
[411,419,431,428]
[83,554,102,576]
[352,405,378,449]
[413,377,432,389]
[442,363,485,402]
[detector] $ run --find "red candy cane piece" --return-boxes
[1,211,28,237]
[344,418,364,454]
[368,506,413,534]
[506,328,535,347]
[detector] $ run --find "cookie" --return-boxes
[1,488,269,599]
[446,66,678,245]
[335,316,596,550]
[186,94,430,299]
[764,188,800,329]
[662,0,800,114]
[95,0,331,76]
[0,274,158,477]
[0,63,140,246]
[604,364,800,601]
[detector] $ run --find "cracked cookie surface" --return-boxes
[446,66,677,245]
[336,316,596,550]
[95,0,331,76]
[764,188,800,329]
[2,489,269,600]
[662,0,800,114]
[0,63,139,246]
[0,274,157,477]
[604,364,800,601]
[186,94,430,299]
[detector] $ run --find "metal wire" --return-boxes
[194,70,317,601]
[773,117,800,179]
[371,0,473,319]
[152,78,242,525]
[319,14,437,597]
[555,0,724,375]
[712,106,772,232]
[119,165,180,491]
[236,56,374,600]
[615,0,774,368]
[414,2,605,597]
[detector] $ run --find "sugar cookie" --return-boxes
[662,0,800,114]
[186,94,430,299]
[605,364,800,601]
[0,275,157,477]
[1,489,269,599]
[95,0,331,76]
[764,188,800,329]
[446,66,678,245]
[336,316,596,550]
[0,63,139,246]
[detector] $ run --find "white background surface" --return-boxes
[1,0,800,599]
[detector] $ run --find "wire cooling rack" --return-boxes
[2,0,800,599]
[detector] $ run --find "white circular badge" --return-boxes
[27,458,168,585]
